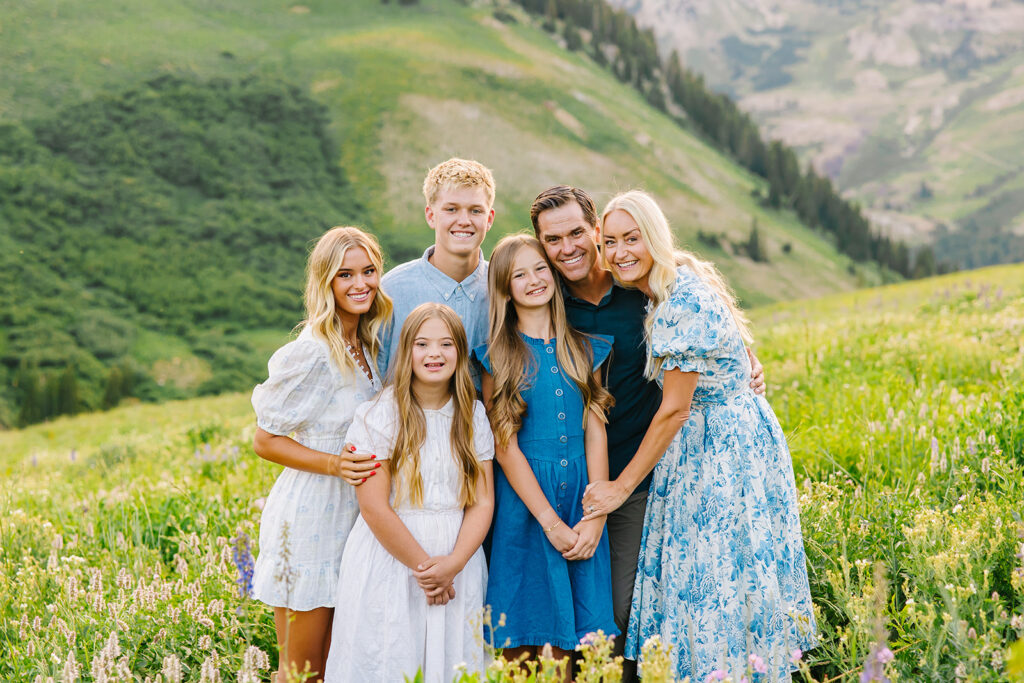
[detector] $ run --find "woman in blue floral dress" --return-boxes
[582,191,817,681]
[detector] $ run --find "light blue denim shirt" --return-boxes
[380,246,490,389]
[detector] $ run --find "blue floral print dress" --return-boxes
[625,267,817,681]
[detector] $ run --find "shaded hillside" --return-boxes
[610,0,1024,269]
[1,0,886,425]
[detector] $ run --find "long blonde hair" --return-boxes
[302,227,393,377]
[388,303,482,508]
[599,191,753,379]
[484,234,613,448]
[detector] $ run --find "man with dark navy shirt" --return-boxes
[530,186,765,682]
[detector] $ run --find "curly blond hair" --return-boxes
[422,158,496,207]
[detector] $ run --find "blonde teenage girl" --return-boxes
[250,227,391,682]
[474,234,617,679]
[324,303,495,683]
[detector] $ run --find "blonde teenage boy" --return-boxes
[379,158,496,382]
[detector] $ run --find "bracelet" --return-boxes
[542,519,561,533]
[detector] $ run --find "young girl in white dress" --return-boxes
[324,303,495,683]
[250,227,392,682]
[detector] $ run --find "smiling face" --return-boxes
[330,246,379,317]
[508,244,555,311]
[425,185,494,259]
[410,316,459,388]
[601,209,655,287]
[535,200,601,283]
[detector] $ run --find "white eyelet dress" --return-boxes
[324,388,494,683]
[250,326,382,611]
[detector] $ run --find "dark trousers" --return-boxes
[606,489,648,683]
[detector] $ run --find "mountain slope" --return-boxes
[611,0,1024,267]
[0,0,878,425]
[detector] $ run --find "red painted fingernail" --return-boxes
[370,455,376,460]
[370,471,376,476]
[361,478,367,483]
[375,463,381,468]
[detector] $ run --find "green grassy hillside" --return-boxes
[612,0,1024,268]
[0,0,886,427]
[1,264,1021,680]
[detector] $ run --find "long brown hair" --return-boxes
[484,234,612,447]
[388,303,482,508]
[301,227,393,376]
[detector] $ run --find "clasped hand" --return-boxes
[580,480,630,520]
[543,516,605,561]
[413,555,461,606]
[336,443,381,485]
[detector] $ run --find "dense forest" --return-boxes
[0,76,365,427]
[501,0,945,278]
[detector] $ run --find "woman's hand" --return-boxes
[334,443,381,485]
[563,517,605,561]
[543,520,580,554]
[580,480,630,521]
[746,347,766,395]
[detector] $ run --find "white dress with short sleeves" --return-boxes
[324,388,494,683]
[250,326,382,610]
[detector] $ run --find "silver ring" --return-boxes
[588,505,595,513]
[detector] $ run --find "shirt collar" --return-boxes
[419,246,486,302]
[560,277,616,308]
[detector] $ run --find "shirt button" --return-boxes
[560,482,567,490]
[558,412,566,420]
[555,389,563,397]
[560,459,568,467]
[559,435,567,443]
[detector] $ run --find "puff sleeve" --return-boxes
[344,393,397,460]
[471,401,495,462]
[251,337,334,436]
[649,268,729,374]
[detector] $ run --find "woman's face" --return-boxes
[410,317,458,387]
[508,246,555,310]
[331,247,379,317]
[601,209,654,285]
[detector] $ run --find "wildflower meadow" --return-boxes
[1,264,1022,682]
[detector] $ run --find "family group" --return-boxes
[249,158,818,683]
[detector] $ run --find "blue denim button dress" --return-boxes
[474,333,618,650]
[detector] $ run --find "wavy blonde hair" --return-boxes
[302,226,393,377]
[484,234,613,448]
[388,303,482,508]
[600,191,753,379]
[422,157,496,207]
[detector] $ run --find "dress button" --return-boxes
[546,346,554,354]
[560,459,568,467]
[550,366,558,374]
[559,435,567,443]
[555,389,563,397]
[560,482,567,490]
[558,412,566,420]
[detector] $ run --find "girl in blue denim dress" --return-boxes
[473,234,617,675]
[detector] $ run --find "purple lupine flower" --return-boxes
[860,643,893,683]
[233,534,255,601]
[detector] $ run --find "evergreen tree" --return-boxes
[57,366,80,416]
[16,367,42,427]
[543,0,558,31]
[103,366,124,410]
[563,22,583,51]
[746,219,768,262]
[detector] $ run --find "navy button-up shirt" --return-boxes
[563,280,661,492]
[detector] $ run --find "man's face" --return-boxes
[535,201,600,283]
[425,185,494,259]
